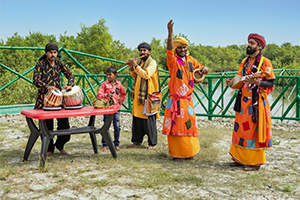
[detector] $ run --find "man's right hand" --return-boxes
[47,86,59,91]
[226,78,233,87]
[167,20,174,50]
[126,59,136,71]
[107,93,113,98]
[167,19,174,35]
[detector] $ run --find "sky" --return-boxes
[0,0,300,49]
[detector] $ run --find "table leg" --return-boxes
[88,115,98,154]
[98,114,117,158]
[23,117,40,162]
[39,120,52,168]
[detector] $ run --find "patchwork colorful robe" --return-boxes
[162,49,206,158]
[229,56,275,166]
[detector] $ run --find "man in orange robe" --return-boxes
[162,20,208,160]
[226,33,275,171]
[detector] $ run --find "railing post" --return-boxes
[208,77,213,120]
[82,77,86,106]
[58,49,65,88]
[128,77,132,111]
[297,77,300,119]
[221,76,224,109]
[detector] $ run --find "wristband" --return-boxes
[257,80,261,86]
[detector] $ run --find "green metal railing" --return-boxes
[1,46,299,121]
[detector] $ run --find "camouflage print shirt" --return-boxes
[33,59,75,109]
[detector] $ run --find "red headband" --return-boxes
[248,33,266,50]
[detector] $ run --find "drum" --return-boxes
[62,85,84,108]
[44,90,63,107]
[193,69,205,83]
[230,75,245,90]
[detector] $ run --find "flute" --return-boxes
[125,55,146,64]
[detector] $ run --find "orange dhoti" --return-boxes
[229,88,272,166]
[163,94,200,158]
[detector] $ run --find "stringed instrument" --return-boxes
[230,72,270,90]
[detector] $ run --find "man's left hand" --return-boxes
[127,58,138,69]
[200,66,208,75]
[64,85,73,90]
[245,75,259,85]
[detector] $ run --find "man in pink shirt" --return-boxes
[97,66,126,151]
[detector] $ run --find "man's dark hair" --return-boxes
[138,42,151,51]
[106,66,117,74]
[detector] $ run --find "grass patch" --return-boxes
[273,139,281,145]
[283,184,292,192]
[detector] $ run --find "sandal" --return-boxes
[229,162,243,167]
[244,166,260,171]
[173,158,185,162]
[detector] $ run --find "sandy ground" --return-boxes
[0,113,299,199]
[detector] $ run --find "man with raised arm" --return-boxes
[163,20,208,161]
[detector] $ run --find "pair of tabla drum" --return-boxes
[43,85,84,110]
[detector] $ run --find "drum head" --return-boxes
[193,69,204,82]
[50,90,62,96]
[231,75,244,90]
[62,85,80,96]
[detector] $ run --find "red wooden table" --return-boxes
[21,105,120,167]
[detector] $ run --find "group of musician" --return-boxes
[33,20,275,171]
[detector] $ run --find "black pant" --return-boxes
[44,118,71,153]
[132,115,157,146]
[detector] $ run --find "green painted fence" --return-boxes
[1,46,299,122]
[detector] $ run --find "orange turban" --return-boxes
[173,37,189,55]
[248,33,266,50]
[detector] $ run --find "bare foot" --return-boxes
[100,147,107,152]
[148,146,155,150]
[115,146,121,151]
[59,149,69,155]
[46,152,53,157]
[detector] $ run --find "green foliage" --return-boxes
[0,72,36,106]
[150,37,166,70]
[1,17,300,106]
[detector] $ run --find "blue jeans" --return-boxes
[102,110,120,147]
